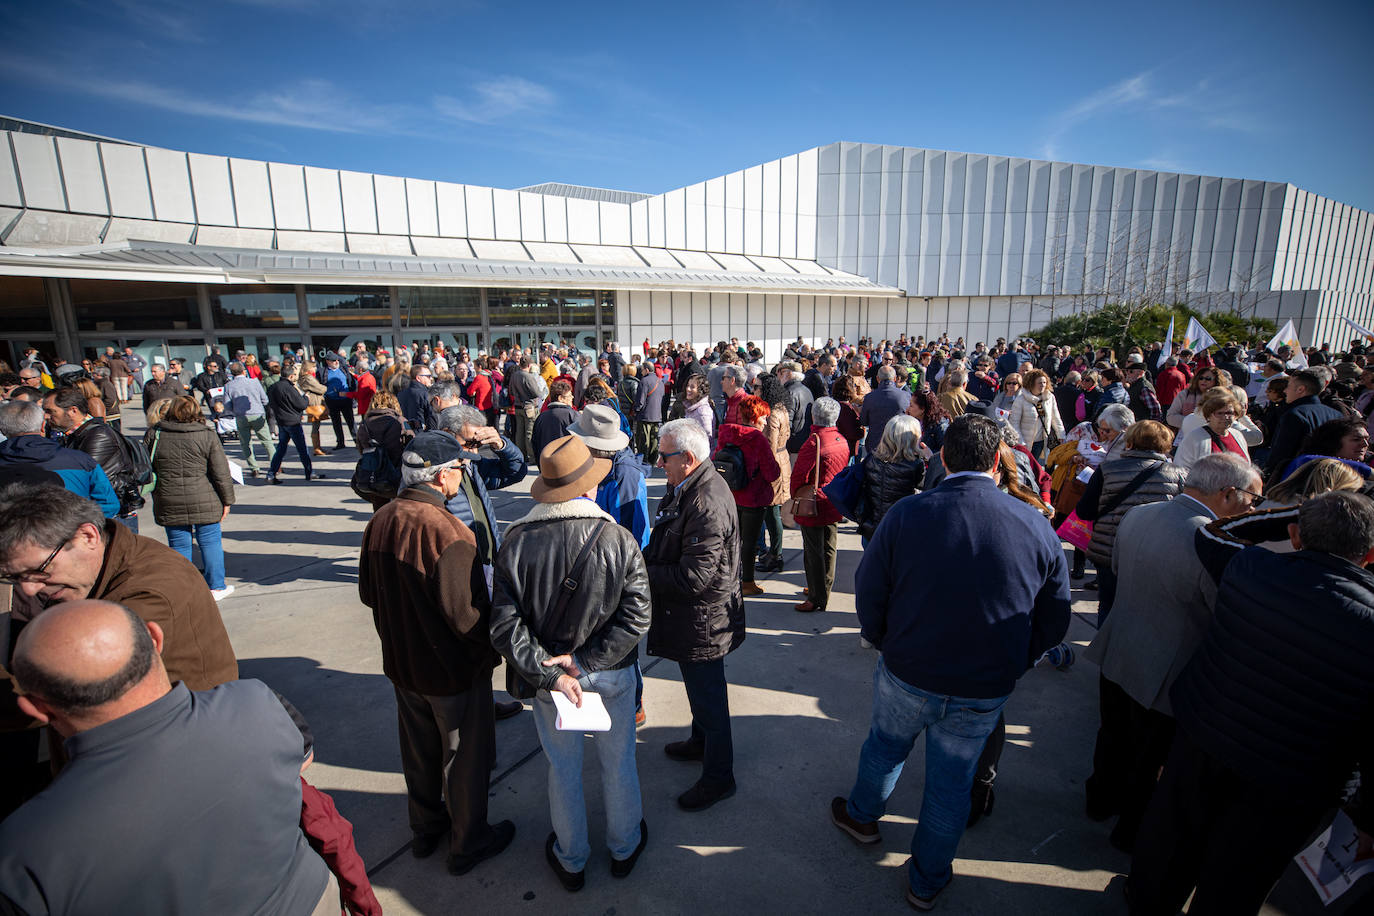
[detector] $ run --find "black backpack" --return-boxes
[712,443,750,491]
[351,446,400,503]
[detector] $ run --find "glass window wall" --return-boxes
[305,287,391,326]
[487,288,596,327]
[69,279,200,330]
[211,284,299,328]
[0,277,51,333]
[400,287,480,326]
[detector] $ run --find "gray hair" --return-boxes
[947,370,968,388]
[228,361,246,376]
[722,363,747,388]
[659,418,711,462]
[874,414,922,463]
[876,365,896,384]
[0,400,44,437]
[1184,453,1258,495]
[428,380,461,406]
[437,404,484,435]
[1299,490,1374,562]
[1097,403,1134,433]
[811,396,841,427]
[1063,370,1081,385]
[0,483,105,562]
[400,457,459,490]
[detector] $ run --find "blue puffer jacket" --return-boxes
[0,435,120,517]
[444,435,528,563]
[1171,546,1374,824]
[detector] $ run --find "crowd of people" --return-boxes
[0,324,1371,914]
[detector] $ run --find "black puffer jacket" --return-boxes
[1171,546,1374,824]
[644,460,744,662]
[147,420,235,527]
[490,498,651,699]
[856,454,924,540]
[268,378,308,427]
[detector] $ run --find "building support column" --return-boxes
[296,285,310,354]
[389,285,402,350]
[196,285,214,352]
[479,287,489,352]
[43,277,81,362]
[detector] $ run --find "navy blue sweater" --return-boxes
[855,474,1072,699]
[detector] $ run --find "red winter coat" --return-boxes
[790,425,849,527]
[716,423,780,508]
[300,778,382,916]
[345,371,377,418]
[467,372,494,411]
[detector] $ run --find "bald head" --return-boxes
[12,600,167,732]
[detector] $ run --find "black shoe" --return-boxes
[610,820,648,878]
[664,740,705,762]
[1084,578,1099,590]
[411,831,445,859]
[830,796,880,844]
[494,699,523,720]
[446,820,515,875]
[309,472,327,480]
[677,778,736,812]
[268,474,282,485]
[545,832,585,891]
[1070,568,1085,580]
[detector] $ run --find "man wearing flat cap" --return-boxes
[358,432,514,877]
[490,435,652,891]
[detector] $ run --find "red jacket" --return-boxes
[723,388,747,427]
[300,778,382,916]
[790,425,850,526]
[467,373,494,411]
[1155,366,1188,407]
[716,423,780,508]
[345,371,377,417]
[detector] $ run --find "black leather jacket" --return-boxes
[66,418,130,486]
[644,461,744,663]
[490,499,651,699]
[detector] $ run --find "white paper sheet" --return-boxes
[1294,810,1374,905]
[227,460,244,485]
[551,690,612,732]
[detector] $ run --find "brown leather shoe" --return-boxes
[312,448,327,456]
[793,600,820,612]
[741,582,764,597]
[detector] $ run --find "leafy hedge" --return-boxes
[1024,303,1276,354]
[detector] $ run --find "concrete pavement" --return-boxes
[134,414,1354,915]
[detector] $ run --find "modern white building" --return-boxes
[1,117,1370,371]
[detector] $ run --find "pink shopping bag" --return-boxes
[1055,510,1094,552]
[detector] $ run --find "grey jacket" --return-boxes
[224,375,268,419]
[490,498,651,699]
[1084,449,1186,564]
[1085,495,1217,714]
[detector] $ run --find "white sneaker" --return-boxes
[211,585,236,601]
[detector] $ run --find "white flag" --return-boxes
[1159,316,1174,363]
[1184,317,1217,352]
[1341,315,1374,341]
[1267,320,1308,368]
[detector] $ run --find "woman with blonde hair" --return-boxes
[1008,369,1064,462]
[298,358,329,456]
[856,414,926,546]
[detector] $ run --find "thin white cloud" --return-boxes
[433,77,555,125]
[108,0,204,43]
[0,55,415,133]
[1041,71,1264,160]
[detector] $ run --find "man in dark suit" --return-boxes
[831,414,1071,911]
[1263,368,1342,484]
[857,365,911,454]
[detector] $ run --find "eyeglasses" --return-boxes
[1233,487,1265,507]
[1198,375,1216,382]
[0,536,72,585]
[416,373,433,379]
[657,449,687,461]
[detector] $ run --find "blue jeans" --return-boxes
[165,522,226,591]
[269,424,312,477]
[846,658,1008,898]
[532,665,643,872]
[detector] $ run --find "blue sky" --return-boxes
[3,0,1372,208]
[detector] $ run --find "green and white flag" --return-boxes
[1183,317,1217,352]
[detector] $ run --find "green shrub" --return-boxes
[1025,303,1275,355]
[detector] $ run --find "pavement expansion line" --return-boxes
[364,657,668,879]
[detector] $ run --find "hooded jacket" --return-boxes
[490,498,651,699]
[0,435,120,517]
[148,420,236,527]
[716,422,781,509]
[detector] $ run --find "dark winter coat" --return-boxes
[644,460,744,663]
[857,454,924,540]
[268,378,308,427]
[1078,449,1186,565]
[1171,546,1374,824]
[148,420,235,527]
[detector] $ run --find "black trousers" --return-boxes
[679,657,734,785]
[326,398,355,447]
[1128,730,1328,916]
[393,677,497,855]
[800,523,837,609]
[1096,566,1119,625]
[1085,673,1131,819]
[738,505,766,582]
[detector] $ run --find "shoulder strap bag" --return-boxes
[790,434,823,518]
[507,519,610,701]
[1098,460,1164,519]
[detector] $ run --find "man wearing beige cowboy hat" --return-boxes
[490,435,652,892]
